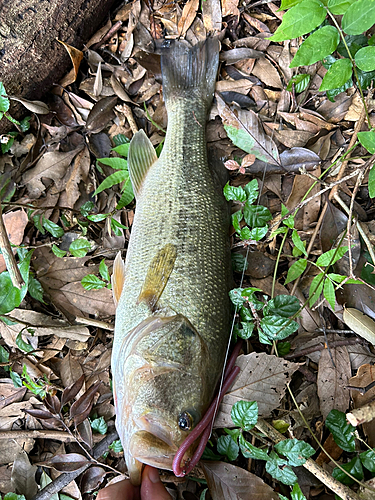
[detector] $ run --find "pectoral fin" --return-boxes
[128,130,158,197]
[138,243,177,311]
[111,252,126,307]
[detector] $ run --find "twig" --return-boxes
[255,418,362,500]
[75,316,114,331]
[0,204,24,288]
[0,429,103,442]
[31,429,119,500]
[116,103,138,134]
[91,21,123,51]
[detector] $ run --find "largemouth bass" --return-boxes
[111,37,231,485]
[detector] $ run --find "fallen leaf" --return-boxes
[11,449,38,499]
[22,147,83,198]
[10,96,49,114]
[317,346,351,420]
[252,57,282,89]
[38,453,90,472]
[220,48,263,64]
[214,353,299,428]
[80,466,106,493]
[57,40,84,84]
[177,0,199,36]
[221,0,239,18]
[60,352,85,400]
[0,210,28,273]
[85,96,118,134]
[216,93,280,165]
[58,146,91,209]
[202,0,222,33]
[202,461,278,500]
[349,364,375,447]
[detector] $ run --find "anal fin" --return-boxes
[137,243,177,311]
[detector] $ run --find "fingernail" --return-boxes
[147,467,160,484]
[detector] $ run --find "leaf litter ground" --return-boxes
[1,1,375,499]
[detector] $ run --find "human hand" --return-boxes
[97,465,172,500]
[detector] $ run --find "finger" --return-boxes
[97,479,141,500]
[140,466,172,500]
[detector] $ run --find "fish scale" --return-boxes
[111,38,231,485]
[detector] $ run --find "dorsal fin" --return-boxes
[137,243,177,312]
[111,252,126,307]
[128,130,158,197]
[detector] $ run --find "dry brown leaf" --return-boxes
[60,282,116,317]
[2,309,90,342]
[0,210,28,273]
[317,346,351,420]
[177,0,199,36]
[22,147,83,198]
[349,364,375,447]
[214,353,299,428]
[252,57,282,89]
[264,124,314,148]
[216,79,254,95]
[58,146,91,209]
[59,352,85,398]
[10,97,50,115]
[221,0,239,18]
[0,438,35,466]
[11,449,38,499]
[57,40,84,84]
[202,461,278,500]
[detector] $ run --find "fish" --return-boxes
[111,37,231,486]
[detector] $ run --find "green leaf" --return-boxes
[260,315,299,341]
[4,493,27,500]
[236,321,255,340]
[0,82,10,113]
[229,288,246,307]
[270,0,326,42]
[342,0,375,35]
[223,182,247,202]
[359,449,375,472]
[239,226,252,240]
[277,341,291,356]
[42,218,64,237]
[265,451,298,485]
[232,211,243,234]
[113,134,130,146]
[113,143,130,157]
[323,277,336,309]
[81,274,106,290]
[51,244,67,258]
[231,400,258,430]
[292,230,307,256]
[217,434,239,461]
[332,456,363,485]
[369,166,375,198]
[290,26,340,68]
[99,259,110,281]
[239,433,269,460]
[87,213,109,222]
[337,34,369,58]
[202,447,222,461]
[16,332,33,353]
[97,157,128,170]
[286,74,311,92]
[358,130,375,154]
[0,273,22,314]
[265,295,300,318]
[110,218,128,236]
[69,238,91,257]
[291,483,307,500]
[5,114,20,126]
[356,68,375,91]
[309,273,324,306]
[10,369,22,387]
[108,439,124,452]
[91,416,108,434]
[243,203,272,227]
[328,0,356,14]
[325,409,356,452]
[280,0,304,8]
[19,116,31,132]
[355,46,375,71]
[28,276,44,303]
[116,176,134,209]
[285,258,307,284]
[275,438,315,466]
[0,345,9,365]
[80,201,95,216]
[320,59,353,91]
[249,226,268,241]
[244,179,259,204]
[93,170,129,196]
[231,253,248,273]
[316,246,349,266]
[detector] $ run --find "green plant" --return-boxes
[271,0,375,195]
[0,82,31,153]
[81,259,111,291]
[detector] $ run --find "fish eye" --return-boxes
[178,411,193,431]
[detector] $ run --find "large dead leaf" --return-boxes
[317,346,351,420]
[178,0,199,36]
[10,449,38,499]
[202,461,278,500]
[216,93,280,165]
[221,0,239,17]
[343,308,375,346]
[22,147,83,198]
[58,146,91,209]
[252,57,282,89]
[0,210,28,273]
[2,309,90,345]
[349,364,375,447]
[202,0,222,33]
[214,353,299,428]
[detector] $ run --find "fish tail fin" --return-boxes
[160,38,219,110]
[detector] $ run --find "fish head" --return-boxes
[113,314,213,485]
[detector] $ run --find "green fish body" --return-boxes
[111,38,231,485]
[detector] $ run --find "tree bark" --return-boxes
[0,0,117,131]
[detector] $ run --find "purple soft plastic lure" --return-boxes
[172,341,242,477]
